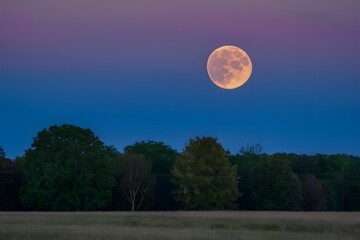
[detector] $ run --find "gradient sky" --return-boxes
[1,0,359,158]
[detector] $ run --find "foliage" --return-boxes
[0,169,23,211]
[0,146,5,159]
[291,154,316,180]
[343,156,360,211]
[0,147,23,210]
[239,143,262,155]
[124,141,178,210]
[251,155,302,210]
[313,154,347,211]
[172,136,239,210]
[0,152,15,170]
[229,149,262,210]
[20,124,116,211]
[2,127,360,211]
[125,141,177,175]
[285,153,360,211]
[302,175,326,211]
[115,153,155,211]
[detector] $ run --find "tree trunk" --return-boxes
[131,199,135,212]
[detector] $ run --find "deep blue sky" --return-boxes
[1,0,359,158]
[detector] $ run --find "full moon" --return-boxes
[207,45,252,89]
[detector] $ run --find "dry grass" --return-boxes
[0,211,359,240]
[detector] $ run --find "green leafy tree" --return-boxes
[343,155,360,211]
[251,155,302,210]
[124,141,178,210]
[291,154,316,181]
[313,154,347,211]
[229,148,262,210]
[172,137,239,210]
[20,124,116,211]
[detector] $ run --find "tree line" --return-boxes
[0,124,359,211]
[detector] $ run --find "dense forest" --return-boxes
[1,124,359,211]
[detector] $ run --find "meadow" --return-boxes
[0,211,359,240]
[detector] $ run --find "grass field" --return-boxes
[0,211,359,240]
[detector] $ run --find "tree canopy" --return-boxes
[0,147,23,210]
[230,147,262,210]
[20,124,116,211]
[172,137,239,210]
[302,174,326,211]
[0,146,5,159]
[124,141,178,210]
[251,155,302,210]
[1,125,360,212]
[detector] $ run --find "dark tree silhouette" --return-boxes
[20,124,116,211]
[172,137,239,210]
[302,175,326,211]
[230,152,261,210]
[0,147,23,210]
[0,146,5,159]
[124,141,178,210]
[116,153,155,211]
[251,155,302,210]
[239,143,262,155]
